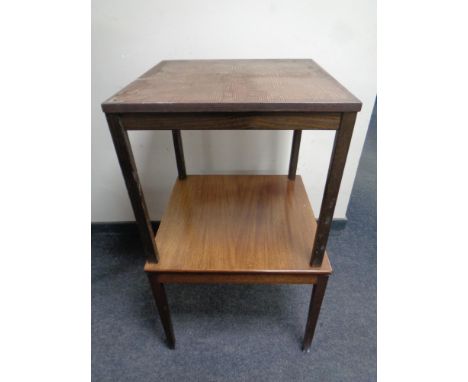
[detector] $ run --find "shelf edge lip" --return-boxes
[101,102,362,114]
[143,267,333,275]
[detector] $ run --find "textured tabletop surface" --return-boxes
[102,59,361,113]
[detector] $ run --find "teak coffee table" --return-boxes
[102,59,361,352]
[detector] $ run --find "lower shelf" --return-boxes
[145,175,331,277]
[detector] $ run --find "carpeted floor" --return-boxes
[92,102,376,381]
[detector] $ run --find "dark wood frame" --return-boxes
[105,111,356,351]
[106,114,159,263]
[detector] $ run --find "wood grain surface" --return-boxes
[102,59,361,113]
[144,175,332,275]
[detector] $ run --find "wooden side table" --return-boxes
[102,59,361,351]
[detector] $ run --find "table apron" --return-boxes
[150,272,329,284]
[118,112,341,131]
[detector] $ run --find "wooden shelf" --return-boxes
[145,175,332,280]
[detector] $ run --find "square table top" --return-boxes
[102,59,361,114]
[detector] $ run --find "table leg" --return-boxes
[172,130,187,179]
[106,114,159,263]
[310,112,357,266]
[147,274,176,349]
[288,130,302,180]
[302,275,328,352]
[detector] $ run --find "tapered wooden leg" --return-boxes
[106,113,159,263]
[172,130,187,180]
[310,112,356,266]
[302,276,328,352]
[288,130,302,180]
[147,274,176,349]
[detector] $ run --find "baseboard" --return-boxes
[331,218,348,231]
[91,221,160,234]
[91,218,347,235]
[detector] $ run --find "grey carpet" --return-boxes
[92,101,377,381]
